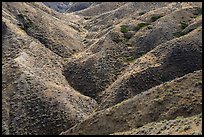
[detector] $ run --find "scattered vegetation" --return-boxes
[63,58,69,63]
[120,25,129,33]
[193,7,202,16]
[139,11,146,16]
[150,14,163,22]
[173,31,186,38]
[133,23,150,31]
[113,37,129,44]
[160,75,169,82]
[121,38,129,43]
[136,51,145,56]
[72,49,77,53]
[173,21,192,38]
[112,38,122,43]
[126,56,135,62]
[194,81,202,87]
[17,23,26,32]
[180,21,188,30]
[17,13,33,30]
[173,27,196,38]
[147,26,153,29]
[17,13,24,19]
[124,32,134,39]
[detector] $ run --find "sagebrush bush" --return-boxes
[133,23,150,31]
[151,14,163,22]
[180,21,188,30]
[120,25,129,33]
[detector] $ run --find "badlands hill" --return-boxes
[2,2,202,135]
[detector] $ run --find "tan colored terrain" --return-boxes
[112,114,202,135]
[61,70,202,135]
[2,2,202,135]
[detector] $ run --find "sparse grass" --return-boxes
[137,51,145,56]
[160,75,169,82]
[126,56,135,62]
[19,25,26,32]
[194,81,202,87]
[113,37,129,44]
[17,13,24,19]
[113,38,122,43]
[180,21,188,30]
[63,58,69,63]
[18,13,33,29]
[186,28,196,33]
[122,38,129,43]
[173,27,196,38]
[150,14,163,22]
[120,25,129,33]
[154,98,163,105]
[173,31,186,38]
[124,32,134,39]
[112,35,130,44]
[193,7,202,16]
[133,23,150,31]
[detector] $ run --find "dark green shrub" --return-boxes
[173,27,196,38]
[124,32,134,39]
[139,11,146,16]
[160,75,168,82]
[122,38,129,43]
[72,49,77,52]
[24,18,33,29]
[137,51,145,56]
[193,7,202,16]
[126,56,134,62]
[133,23,150,31]
[151,14,163,22]
[180,21,188,30]
[113,38,122,43]
[17,13,24,19]
[173,31,186,38]
[120,25,129,33]
[17,13,33,29]
[147,26,153,29]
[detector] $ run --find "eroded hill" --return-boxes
[2,2,202,135]
[61,70,202,135]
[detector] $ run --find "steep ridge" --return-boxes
[61,70,202,135]
[2,27,97,135]
[63,3,202,102]
[75,2,127,17]
[43,2,96,13]
[2,2,202,135]
[2,2,86,58]
[2,2,97,135]
[98,25,202,110]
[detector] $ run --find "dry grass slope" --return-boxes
[61,70,202,135]
[2,2,202,135]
